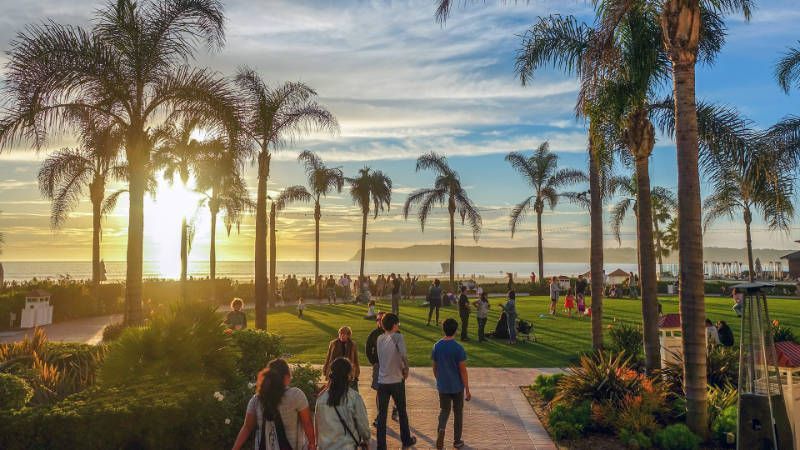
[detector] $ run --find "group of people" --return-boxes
[231,311,473,450]
[547,274,591,319]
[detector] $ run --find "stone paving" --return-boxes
[359,366,559,450]
[0,314,122,345]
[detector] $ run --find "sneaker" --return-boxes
[453,439,465,448]
[403,436,417,448]
[435,429,445,449]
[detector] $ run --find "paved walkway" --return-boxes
[0,314,121,345]
[359,366,558,450]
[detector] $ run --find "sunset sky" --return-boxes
[1,0,799,263]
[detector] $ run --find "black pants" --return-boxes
[460,313,469,340]
[377,381,412,449]
[477,317,487,341]
[427,303,440,325]
[438,391,464,442]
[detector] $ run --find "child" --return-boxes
[224,298,247,330]
[564,289,575,318]
[548,276,559,315]
[364,299,377,319]
[576,290,586,316]
[297,297,305,318]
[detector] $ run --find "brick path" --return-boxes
[359,366,558,450]
[0,314,122,345]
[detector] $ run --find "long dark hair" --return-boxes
[256,358,290,420]
[327,357,352,407]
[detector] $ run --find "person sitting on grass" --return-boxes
[323,326,361,391]
[232,358,316,450]
[706,318,720,346]
[225,298,247,330]
[364,300,377,320]
[564,289,575,318]
[717,320,734,347]
[432,318,471,450]
[315,357,370,450]
[297,297,305,318]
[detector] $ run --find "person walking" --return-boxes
[548,276,559,315]
[427,279,443,326]
[314,357,370,450]
[432,318,472,449]
[404,273,412,299]
[376,313,417,449]
[503,291,518,344]
[732,288,744,317]
[232,358,317,450]
[457,286,471,341]
[473,292,490,342]
[339,274,351,301]
[326,275,337,305]
[365,312,397,426]
[390,273,402,316]
[323,326,361,391]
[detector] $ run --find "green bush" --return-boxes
[101,322,126,342]
[711,405,737,445]
[291,363,322,407]
[619,428,653,450]
[654,424,701,450]
[772,322,797,343]
[547,401,592,440]
[707,346,739,389]
[532,373,563,402]
[707,384,737,425]
[231,329,285,379]
[0,373,33,410]
[100,302,239,386]
[556,351,646,407]
[608,323,644,361]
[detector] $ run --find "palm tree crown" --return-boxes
[348,167,392,279]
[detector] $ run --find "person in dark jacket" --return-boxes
[717,320,735,347]
[458,286,471,341]
[427,279,443,326]
[365,312,396,425]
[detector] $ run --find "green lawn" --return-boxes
[247,295,800,368]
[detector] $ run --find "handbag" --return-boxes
[259,405,293,450]
[333,401,368,450]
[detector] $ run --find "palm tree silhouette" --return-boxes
[347,167,392,281]
[0,0,241,325]
[506,142,587,285]
[271,186,313,303]
[235,68,337,329]
[403,152,481,289]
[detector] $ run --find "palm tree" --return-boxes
[37,113,125,289]
[0,0,240,325]
[271,186,312,303]
[297,150,344,296]
[703,142,794,282]
[348,167,393,280]
[506,142,587,283]
[403,152,482,289]
[235,68,337,329]
[775,41,800,94]
[652,190,678,275]
[769,43,800,178]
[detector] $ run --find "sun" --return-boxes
[144,178,207,279]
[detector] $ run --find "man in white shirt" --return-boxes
[376,313,417,449]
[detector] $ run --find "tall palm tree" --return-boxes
[652,189,678,275]
[271,186,312,303]
[403,152,482,289]
[0,0,240,325]
[37,113,125,289]
[235,68,337,329]
[775,41,800,94]
[348,167,393,280]
[609,176,676,247]
[297,150,344,295]
[703,142,794,281]
[152,117,206,186]
[769,43,800,177]
[506,142,587,283]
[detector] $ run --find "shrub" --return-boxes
[532,373,563,402]
[711,405,737,445]
[707,346,738,389]
[231,329,285,379]
[0,373,33,410]
[556,351,646,407]
[654,423,701,450]
[547,401,592,440]
[101,322,126,343]
[707,384,737,426]
[291,363,322,407]
[608,323,644,361]
[772,321,796,343]
[619,428,653,450]
[100,302,239,386]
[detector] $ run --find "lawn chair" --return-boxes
[516,319,536,343]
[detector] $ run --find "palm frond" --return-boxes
[516,14,591,85]
[610,198,633,245]
[509,195,535,237]
[275,185,311,211]
[775,43,800,94]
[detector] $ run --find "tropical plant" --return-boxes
[347,167,392,280]
[506,142,587,284]
[0,0,241,326]
[776,41,800,94]
[654,424,701,450]
[235,68,337,328]
[0,373,33,410]
[653,192,678,274]
[403,152,482,289]
[271,186,313,301]
[608,322,644,362]
[556,351,647,407]
[547,401,592,440]
[532,373,563,402]
[297,150,344,294]
[702,141,794,281]
[230,329,285,379]
[37,112,125,288]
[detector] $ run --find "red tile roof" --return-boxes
[776,341,800,368]
[659,313,681,329]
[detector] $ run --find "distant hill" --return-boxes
[350,245,795,263]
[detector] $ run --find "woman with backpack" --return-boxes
[315,357,370,449]
[232,358,317,450]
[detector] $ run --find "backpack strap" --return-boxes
[333,398,361,448]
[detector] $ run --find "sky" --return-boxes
[0,0,799,263]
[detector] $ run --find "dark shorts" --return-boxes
[372,363,380,390]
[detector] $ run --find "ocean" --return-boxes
[0,260,644,282]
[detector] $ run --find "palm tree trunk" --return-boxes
[635,156,661,373]
[744,208,754,282]
[673,59,708,437]
[254,150,269,329]
[360,211,368,280]
[314,201,321,298]
[180,218,188,301]
[91,196,102,287]
[654,219,664,276]
[449,209,456,290]
[589,137,604,350]
[209,210,217,281]
[536,209,544,284]
[269,203,277,306]
[125,158,146,325]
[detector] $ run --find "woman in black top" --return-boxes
[717,320,734,347]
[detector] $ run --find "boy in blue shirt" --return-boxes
[431,318,472,449]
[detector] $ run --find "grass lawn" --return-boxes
[247,294,800,368]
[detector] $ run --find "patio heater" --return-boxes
[736,282,795,450]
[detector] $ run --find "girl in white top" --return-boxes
[315,357,370,450]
